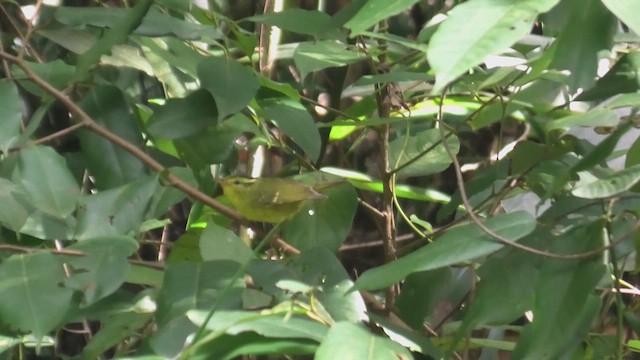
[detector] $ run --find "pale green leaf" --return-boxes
[601,0,640,39]
[199,222,252,263]
[0,82,23,152]
[572,164,640,199]
[293,41,366,80]
[315,322,412,360]
[344,0,421,35]
[428,0,560,93]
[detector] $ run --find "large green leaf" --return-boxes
[354,211,536,291]
[427,0,560,93]
[19,211,76,240]
[283,179,357,253]
[246,9,341,39]
[198,57,260,121]
[293,41,367,80]
[155,261,244,325]
[147,89,217,139]
[189,333,317,360]
[574,52,640,102]
[188,310,328,341]
[0,178,29,231]
[344,0,421,35]
[55,7,221,40]
[81,310,152,360]
[451,251,539,352]
[546,0,616,93]
[0,82,23,152]
[73,0,153,81]
[262,99,322,162]
[0,253,73,340]
[572,164,640,199]
[544,109,619,134]
[601,0,640,47]
[74,176,158,240]
[78,86,148,190]
[389,128,460,178]
[66,236,138,305]
[12,146,80,218]
[315,322,412,360]
[11,60,76,97]
[512,222,606,359]
[289,248,367,323]
[199,222,252,263]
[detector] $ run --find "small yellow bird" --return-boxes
[217,176,328,223]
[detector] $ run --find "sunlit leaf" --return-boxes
[428,0,560,93]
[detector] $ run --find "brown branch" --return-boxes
[368,20,398,311]
[0,50,247,226]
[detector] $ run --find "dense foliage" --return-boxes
[1,0,640,359]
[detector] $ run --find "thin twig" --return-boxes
[436,91,640,260]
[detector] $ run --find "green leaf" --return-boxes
[199,222,252,263]
[174,114,255,167]
[0,82,23,152]
[78,86,148,190]
[571,123,632,173]
[389,128,460,178]
[289,248,367,323]
[100,44,154,75]
[315,322,412,360]
[262,99,322,161]
[246,9,340,39]
[601,0,640,44]
[66,236,138,305]
[546,0,616,93]
[0,253,73,340]
[575,52,640,102]
[11,60,76,97]
[0,178,29,231]
[168,230,203,264]
[427,0,560,93]
[155,261,243,325]
[19,211,76,240]
[354,211,536,291]
[512,223,605,359]
[55,7,221,40]
[395,268,454,329]
[452,252,538,350]
[147,90,217,139]
[344,0,421,35]
[81,309,152,360]
[545,109,619,134]
[73,0,154,81]
[283,181,357,253]
[12,146,80,218]
[625,134,640,169]
[74,176,158,240]
[198,57,260,121]
[188,310,328,341]
[189,333,317,360]
[572,164,640,199]
[293,41,367,80]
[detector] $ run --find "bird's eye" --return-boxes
[232,179,242,185]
